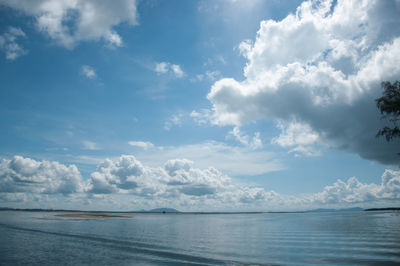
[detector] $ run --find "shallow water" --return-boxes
[0,211,399,265]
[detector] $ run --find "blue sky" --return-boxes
[0,0,399,211]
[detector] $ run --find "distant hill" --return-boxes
[148,208,180,213]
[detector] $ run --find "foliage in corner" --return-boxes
[376,81,400,141]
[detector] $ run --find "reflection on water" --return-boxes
[0,211,399,265]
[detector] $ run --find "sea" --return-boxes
[0,210,399,265]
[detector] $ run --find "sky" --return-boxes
[0,0,399,211]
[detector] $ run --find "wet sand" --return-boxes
[55,213,131,219]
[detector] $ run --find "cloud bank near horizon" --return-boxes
[0,155,399,211]
[204,0,400,164]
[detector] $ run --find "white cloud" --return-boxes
[170,64,185,78]
[205,70,221,81]
[0,27,27,60]
[311,169,400,204]
[154,62,169,74]
[81,65,96,79]
[164,158,193,176]
[216,55,226,65]
[87,155,145,194]
[154,62,185,78]
[228,127,263,150]
[85,155,229,197]
[0,0,138,48]
[86,155,272,208]
[128,141,154,150]
[194,74,204,82]
[0,156,84,194]
[205,0,400,165]
[164,113,184,131]
[82,140,101,150]
[190,109,213,125]
[271,120,321,156]
[191,71,220,83]
[0,192,27,203]
[1,155,399,211]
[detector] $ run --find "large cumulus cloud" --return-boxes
[1,155,399,210]
[87,156,235,199]
[0,156,84,194]
[86,156,284,209]
[311,169,400,204]
[0,0,138,48]
[206,0,400,163]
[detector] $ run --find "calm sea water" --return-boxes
[0,211,399,265]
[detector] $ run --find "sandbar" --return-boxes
[55,213,131,219]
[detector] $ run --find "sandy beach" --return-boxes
[55,213,131,219]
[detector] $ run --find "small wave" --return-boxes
[0,223,242,265]
[1,221,399,265]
